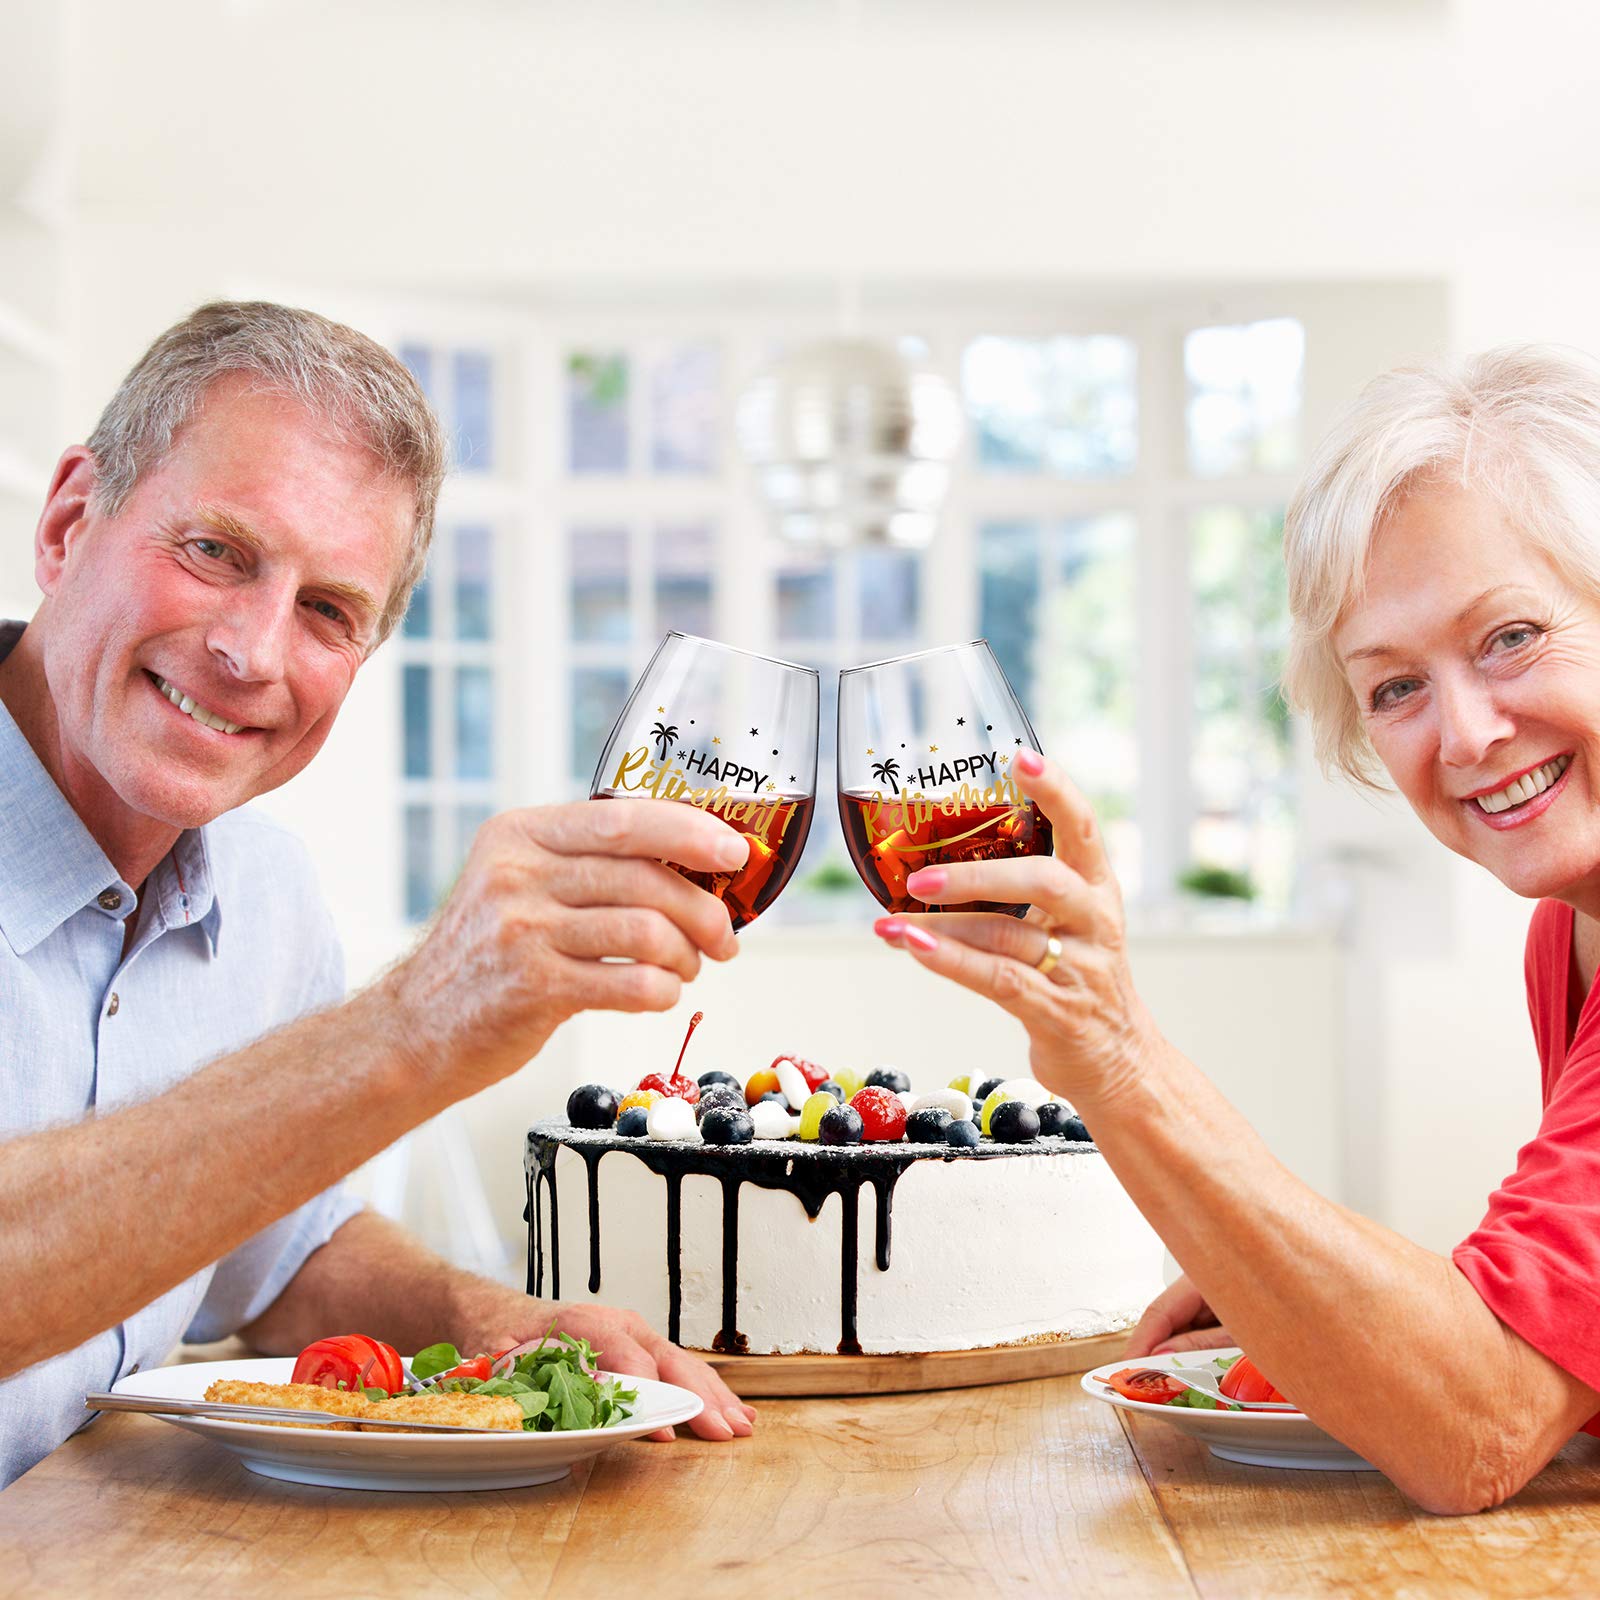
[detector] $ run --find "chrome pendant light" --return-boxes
[733,0,963,551]
[736,338,963,549]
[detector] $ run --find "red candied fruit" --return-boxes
[849,1085,907,1142]
[770,1055,829,1093]
[636,1072,699,1105]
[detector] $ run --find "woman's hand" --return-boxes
[1123,1273,1230,1358]
[873,748,1166,1107]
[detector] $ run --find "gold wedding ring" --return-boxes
[1034,934,1063,976]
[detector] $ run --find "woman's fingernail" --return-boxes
[907,867,947,894]
[725,1404,753,1434]
[1151,1344,1172,1356]
[903,925,939,952]
[876,918,905,939]
[1016,748,1044,776]
[705,1409,734,1437]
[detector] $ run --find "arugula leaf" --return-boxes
[1169,1387,1238,1410]
[411,1342,463,1380]
[1213,1354,1242,1372]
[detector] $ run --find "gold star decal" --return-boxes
[929,744,939,753]
[657,706,665,713]
[712,736,721,745]
[866,747,875,756]
[765,782,775,793]
[999,754,1009,764]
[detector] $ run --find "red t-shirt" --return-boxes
[1453,898,1600,1434]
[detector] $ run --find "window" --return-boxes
[396,341,504,922]
[390,304,1306,924]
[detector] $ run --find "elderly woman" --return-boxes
[874,343,1600,1516]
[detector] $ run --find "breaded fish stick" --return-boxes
[203,1380,369,1430]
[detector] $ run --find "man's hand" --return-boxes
[484,1303,756,1443]
[383,799,748,1094]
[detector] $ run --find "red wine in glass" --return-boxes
[837,641,1053,916]
[590,633,820,931]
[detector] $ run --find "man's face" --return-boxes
[39,377,414,831]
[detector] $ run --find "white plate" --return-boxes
[1082,1347,1379,1472]
[108,1357,704,1492]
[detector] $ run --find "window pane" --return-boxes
[572,667,631,785]
[963,335,1137,477]
[568,350,630,473]
[452,349,495,473]
[456,803,493,868]
[1185,318,1304,477]
[455,525,492,641]
[402,664,431,778]
[399,343,434,406]
[655,521,713,636]
[651,342,719,473]
[402,565,432,639]
[857,549,919,641]
[404,804,433,923]
[570,526,631,642]
[776,558,836,641]
[454,666,494,781]
[978,521,1041,710]
[1189,505,1293,905]
[1041,514,1139,898]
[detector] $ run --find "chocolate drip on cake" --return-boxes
[528,1127,1030,1355]
[711,1175,749,1354]
[665,1170,684,1345]
[580,1145,605,1294]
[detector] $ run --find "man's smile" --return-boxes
[144,670,252,736]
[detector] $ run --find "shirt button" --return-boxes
[98,889,123,911]
[107,993,120,1016]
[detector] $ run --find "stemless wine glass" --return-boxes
[590,633,819,931]
[837,640,1054,916]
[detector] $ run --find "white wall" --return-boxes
[16,0,1600,1260]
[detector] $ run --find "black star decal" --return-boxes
[900,742,906,749]
[1014,737,1022,745]
[750,727,759,736]
[789,774,796,783]
[956,717,965,726]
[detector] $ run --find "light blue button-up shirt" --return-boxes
[0,621,363,1486]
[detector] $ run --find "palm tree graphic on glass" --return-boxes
[589,633,819,932]
[838,640,1053,917]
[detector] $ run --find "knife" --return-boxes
[85,1391,511,1433]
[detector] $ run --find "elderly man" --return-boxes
[0,301,755,1485]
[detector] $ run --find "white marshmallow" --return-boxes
[774,1059,811,1110]
[910,1088,973,1124]
[748,1099,796,1140]
[998,1077,1067,1113]
[646,1096,698,1141]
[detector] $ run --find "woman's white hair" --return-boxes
[1284,343,1600,786]
[85,300,448,647]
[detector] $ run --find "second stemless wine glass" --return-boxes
[837,640,1054,917]
[590,633,819,931]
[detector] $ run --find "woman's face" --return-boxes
[1335,477,1600,907]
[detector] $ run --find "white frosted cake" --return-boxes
[525,1117,1165,1357]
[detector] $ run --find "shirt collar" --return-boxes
[0,624,222,957]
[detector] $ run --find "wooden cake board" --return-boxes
[701,1330,1131,1397]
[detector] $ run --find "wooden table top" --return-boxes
[5,1372,1600,1598]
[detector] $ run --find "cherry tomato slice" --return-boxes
[441,1355,495,1383]
[1218,1355,1290,1406]
[1105,1366,1191,1405]
[291,1334,404,1395]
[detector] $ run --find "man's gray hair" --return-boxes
[85,300,448,646]
[1284,343,1600,786]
